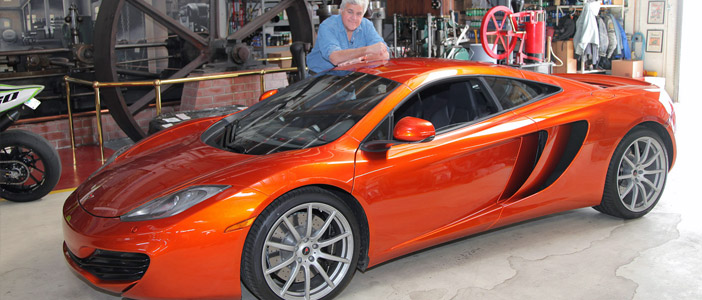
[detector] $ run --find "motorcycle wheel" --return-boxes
[0,130,62,202]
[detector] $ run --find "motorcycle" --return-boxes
[1,84,62,202]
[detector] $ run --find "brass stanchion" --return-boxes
[92,82,105,162]
[154,79,162,116]
[64,76,76,165]
[62,66,301,165]
[256,57,293,62]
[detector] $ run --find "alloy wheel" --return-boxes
[616,136,668,212]
[261,202,354,300]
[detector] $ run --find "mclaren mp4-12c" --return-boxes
[63,58,676,300]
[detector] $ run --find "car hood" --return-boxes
[76,140,262,218]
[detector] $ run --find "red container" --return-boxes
[525,11,546,60]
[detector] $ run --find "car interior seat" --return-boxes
[424,82,471,130]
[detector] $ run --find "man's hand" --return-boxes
[365,42,389,61]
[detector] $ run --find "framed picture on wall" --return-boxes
[646,30,664,53]
[648,1,665,24]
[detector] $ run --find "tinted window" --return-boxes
[205,71,400,155]
[366,117,391,142]
[483,77,561,109]
[366,78,497,141]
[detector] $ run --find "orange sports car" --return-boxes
[62,58,676,300]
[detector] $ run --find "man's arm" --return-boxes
[362,19,390,61]
[329,42,387,65]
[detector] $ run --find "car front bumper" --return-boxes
[62,190,256,300]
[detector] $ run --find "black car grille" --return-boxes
[66,247,150,281]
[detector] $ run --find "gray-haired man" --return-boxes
[307,0,389,73]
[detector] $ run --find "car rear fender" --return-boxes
[598,87,676,169]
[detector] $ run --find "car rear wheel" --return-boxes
[242,187,360,300]
[595,128,669,219]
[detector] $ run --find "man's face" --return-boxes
[341,3,365,33]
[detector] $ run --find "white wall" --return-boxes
[677,0,701,104]
[622,0,679,98]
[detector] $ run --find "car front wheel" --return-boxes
[242,187,360,300]
[595,127,669,219]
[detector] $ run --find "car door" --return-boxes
[353,77,540,263]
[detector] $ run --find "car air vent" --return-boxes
[505,121,590,202]
[66,248,150,281]
[540,120,589,189]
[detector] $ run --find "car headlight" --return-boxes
[120,185,230,222]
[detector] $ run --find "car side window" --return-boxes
[365,79,497,142]
[366,117,391,141]
[483,76,561,109]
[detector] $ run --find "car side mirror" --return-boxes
[259,89,278,101]
[361,117,435,152]
[393,116,435,142]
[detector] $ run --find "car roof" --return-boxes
[334,58,526,90]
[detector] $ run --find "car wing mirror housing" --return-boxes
[259,89,279,101]
[361,117,435,152]
[393,116,435,142]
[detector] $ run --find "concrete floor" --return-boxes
[2,100,701,300]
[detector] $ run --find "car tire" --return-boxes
[242,187,360,300]
[594,127,669,219]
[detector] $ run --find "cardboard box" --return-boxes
[267,50,292,68]
[554,58,577,74]
[552,40,575,62]
[611,60,644,78]
[611,0,624,6]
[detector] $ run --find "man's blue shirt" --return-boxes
[307,15,386,73]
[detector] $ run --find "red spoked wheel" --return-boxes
[480,5,518,60]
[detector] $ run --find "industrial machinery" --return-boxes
[480,5,547,65]
[1,0,318,142]
[95,0,320,141]
[0,1,95,118]
[480,6,546,66]
[391,13,470,60]
[387,1,550,72]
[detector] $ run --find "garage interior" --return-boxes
[1,0,701,299]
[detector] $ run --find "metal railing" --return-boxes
[64,60,298,163]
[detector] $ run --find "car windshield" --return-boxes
[204,70,400,155]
